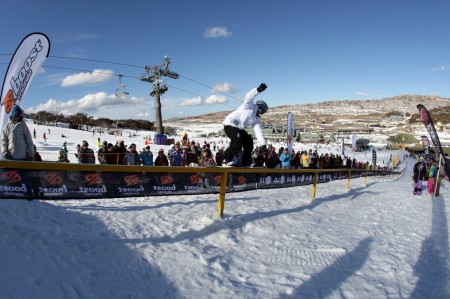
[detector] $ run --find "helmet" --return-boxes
[256,100,268,114]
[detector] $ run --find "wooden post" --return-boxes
[217,172,228,219]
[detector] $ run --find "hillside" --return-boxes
[167,94,450,127]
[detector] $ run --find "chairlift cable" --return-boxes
[2,54,242,109]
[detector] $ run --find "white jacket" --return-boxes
[2,120,34,160]
[223,88,267,146]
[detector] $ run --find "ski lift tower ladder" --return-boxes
[140,56,179,136]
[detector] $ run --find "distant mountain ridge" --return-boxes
[168,94,450,125]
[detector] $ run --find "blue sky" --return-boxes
[1,0,450,121]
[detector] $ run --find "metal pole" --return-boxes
[434,154,443,197]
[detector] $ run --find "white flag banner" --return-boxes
[351,133,357,152]
[287,111,295,154]
[0,32,50,158]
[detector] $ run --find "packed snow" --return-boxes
[0,120,449,299]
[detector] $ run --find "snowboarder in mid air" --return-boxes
[222,83,269,167]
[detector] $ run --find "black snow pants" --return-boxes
[223,125,253,166]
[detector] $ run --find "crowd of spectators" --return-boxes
[55,138,384,170]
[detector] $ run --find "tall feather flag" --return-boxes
[287,112,295,154]
[0,32,50,158]
[417,104,450,177]
[351,133,357,152]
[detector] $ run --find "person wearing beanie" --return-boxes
[78,140,95,164]
[2,104,34,160]
[139,145,154,166]
[154,148,169,166]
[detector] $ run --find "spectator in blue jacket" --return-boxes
[279,148,291,169]
[139,145,153,166]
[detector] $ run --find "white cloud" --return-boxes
[28,92,146,116]
[179,94,228,107]
[204,95,228,105]
[55,33,98,44]
[137,112,152,117]
[432,64,449,72]
[355,91,368,97]
[204,26,232,38]
[179,96,203,107]
[61,69,114,87]
[211,82,238,94]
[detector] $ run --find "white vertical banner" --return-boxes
[287,111,295,154]
[0,32,51,158]
[351,133,357,152]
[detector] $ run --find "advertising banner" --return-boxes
[417,104,450,177]
[287,112,295,154]
[0,33,51,158]
[0,166,387,200]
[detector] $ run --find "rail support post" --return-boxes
[218,172,228,219]
[346,170,351,191]
[311,172,318,201]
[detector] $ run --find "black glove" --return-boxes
[257,83,267,92]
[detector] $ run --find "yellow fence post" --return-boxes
[346,170,351,191]
[311,172,318,201]
[364,170,367,186]
[217,171,228,219]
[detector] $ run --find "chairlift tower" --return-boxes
[140,56,179,135]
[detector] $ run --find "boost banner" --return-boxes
[0,33,50,158]
[0,167,382,200]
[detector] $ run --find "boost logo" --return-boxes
[124,174,141,186]
[84,173,103,185]
[43,172,63,186]
[1,90,15,114]
[2,170,22,184]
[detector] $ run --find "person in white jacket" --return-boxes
[2,104,34,161]
[222,83,268,166]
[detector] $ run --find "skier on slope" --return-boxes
[222,83,269,167]
[412,155,427,195]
